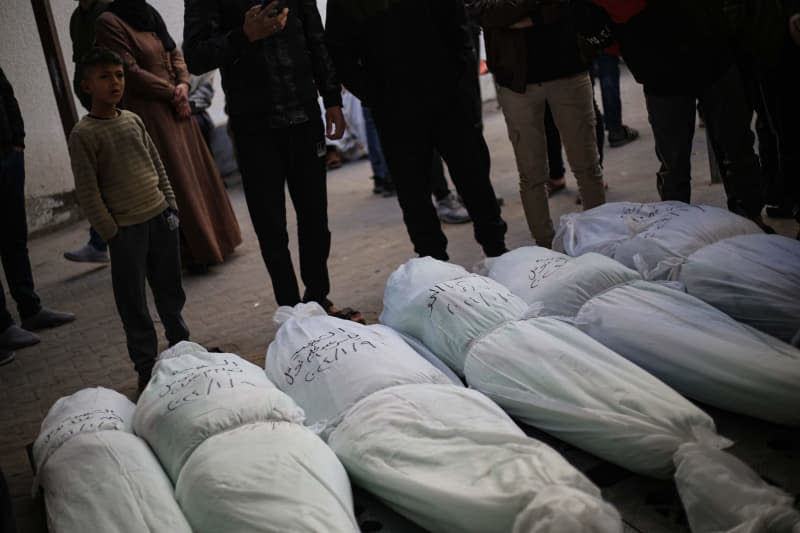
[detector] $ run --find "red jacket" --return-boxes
[591,0,646,23]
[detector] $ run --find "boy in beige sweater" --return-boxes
[69,47,189,393]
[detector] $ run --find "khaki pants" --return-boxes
[497,73,605,246]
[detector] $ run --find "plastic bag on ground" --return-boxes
[328,384,622,533]
[33,387,191,533]
[674,443,800,533]
[266,303,454,435]
[380,257,528,374]
[553,201,760,276]
[133,342,304,481]
[485,247,640,315]
[464,316,729,478]
[663,234,800,343]
[574,281,800,426]
[175,421,359,533]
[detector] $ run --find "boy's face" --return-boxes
[82,63,125,107]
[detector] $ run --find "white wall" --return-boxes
[0,0,78,230]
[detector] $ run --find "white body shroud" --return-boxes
[269,304,621,532]
[328,384,623,533]
[552,201,760,277]
[654,233,800,343]
[266,302,456,435]
[134,342,359,533]
[485,247,800,531]
[486,247,800,427]
[33,387,191,533]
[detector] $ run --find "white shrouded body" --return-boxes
[328,384,622,533]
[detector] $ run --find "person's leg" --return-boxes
[230,117,301,306]
[433,94,507,257]
[146,212,189,347]
[544,103,565,182]
[644,92,697,203]
[0,150,41,321]
[108,222,158,379]
[595,54,622,132]
[284,119,332,306]
[699,65,764,219]
[496,83,554,245]
[0,468,16,533]
[547,73,606,210]
[594,95,605,168]
[88,227,107,252]
[429,152,450,201]
[374,109,449,259]
[363,107,390,179]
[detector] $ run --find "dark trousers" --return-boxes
[0,468,15,533]
[108,212,189,377]
[0,150,41,332]
[593,53,622,132]
[230,117,331,306]
[645,65,763,217]
[757,42,800,220]
[374,90,507,260]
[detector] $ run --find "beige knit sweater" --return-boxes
[68,110,177,241]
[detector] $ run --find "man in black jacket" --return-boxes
[0,67,75,363]
[184,0,364,320]
[325,0,508,261]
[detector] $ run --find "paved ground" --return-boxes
[2,68,798,532]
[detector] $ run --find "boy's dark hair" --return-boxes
[78,47,124,83]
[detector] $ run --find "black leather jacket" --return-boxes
[183,0,341,121]
[0,67,25,155]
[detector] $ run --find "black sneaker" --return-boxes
[21,308,76,332]
[608,125,639,148]
[372,176,386,195]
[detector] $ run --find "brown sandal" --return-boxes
[325,304,366,325]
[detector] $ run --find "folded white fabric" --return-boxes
[33,387,191,533]
[553,201,760,277]
[135,342,359,533]
[328,384,622,533]
[266,303,454,436]
[656,234,800,343]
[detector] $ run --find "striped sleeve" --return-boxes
[68,128,119,241]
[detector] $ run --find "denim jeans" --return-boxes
[362,106,389,179]
[0,149,41,331]
[593,53,622,132]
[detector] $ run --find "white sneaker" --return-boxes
[64,243,110,263]
[436,192,471,224]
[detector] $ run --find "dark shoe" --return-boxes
[381,175,396,197]
[21,308,76,332]
[0,350,14,366]
[0,325,40,350]
[765,204,795,220]
[608,126,639,148]
[64,243,109,263]
[372,176,385,195]
[436,192,471,224]
[747,214,776,234]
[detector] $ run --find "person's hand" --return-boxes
[12,146,24,152]
[243,3,289,42]
[790,14,800,47]
[173,83,189,105]
[325,106,346,140]
[510,17,533,29]
[176,100,192,118]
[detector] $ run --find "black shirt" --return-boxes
[525,18,587,84]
